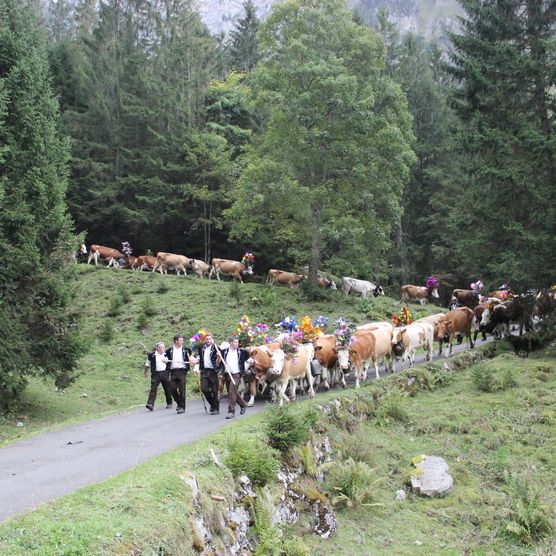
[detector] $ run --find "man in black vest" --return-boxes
[197,332,220,414]
[143,342,173,411]
[218,335,249,419]
[165,334,192,414]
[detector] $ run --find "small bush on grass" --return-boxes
[118,285,131,303]
[501,368,519,390]
[376,390,409,424]
[141,296,156,317]
[334,429,376,466]
[471,363,495,392]
[266,406,318,453]
[224,436,280,487]
[106,297,122,317]
[325,458,382,509]
[156,281,169,294]
[504,475,553,544]
[137,313,148,331]
[99,321,115,343]
[228,282,242,305]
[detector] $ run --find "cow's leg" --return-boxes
[87,251,94,265]
[289,379,297,401]
[373,359,380,380]
[306,370,315,399]
[278,381,289,406]
[247,377,257,407]
[321,367,330,390]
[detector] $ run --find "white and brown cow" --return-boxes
[450,289,480,309]
[269,344,315,406]
[87,244,123,267]
[267,269,305,288]
[209,258,253,283]
[313,334,342,389]
[189,259,210,278]
[153,252,192,275]
[316,275,337,290]
[342,277,384,299]
[401,285,439,305]
[413,313,446,342]
[336,330,377,387]
[391,322,434,368]
[244,343,280,406]
[136,255,157,271]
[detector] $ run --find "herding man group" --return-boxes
[144,332,248,419]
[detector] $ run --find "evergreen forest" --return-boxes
[0,0,555,401]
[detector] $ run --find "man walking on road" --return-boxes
[144,342,173,411]
[166,334,192,414]
[217,335,249,419]
[197,332,220,415]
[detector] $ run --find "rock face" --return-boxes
[410,455,453,498]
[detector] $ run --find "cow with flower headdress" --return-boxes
[401,276,440,305]
[209,256,254,283]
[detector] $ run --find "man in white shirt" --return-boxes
[217,336,249,419]
[165,334,192,414]
[143,342,172,411]
[197,332,220,414]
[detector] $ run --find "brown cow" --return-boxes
[313,334,341,389]
[125,256,140,270]
[451,289,480,309]
[210,258,253,283]
[401,284,439,305]
[136,255,157,270]
[336,330,377,387]
[153,252,192,275]
[316,275,337,290]
[189,259,210,278]
[244,343,280,405]
[267,269,305,288]
[87,244,123,267]
[413,313,446,341]
[436,307,475,356]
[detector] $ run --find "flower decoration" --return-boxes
[312,315,330,332]
[251,323,274,345]
[190,329,207,352]
[425,276,440,290]
[235,314,253,347]
[470,280,484,292]
[333,317,355,347]
[241,251,255,268]
[277,315,298,333]
[391,306,412,327]
[121,241,133,257]
[279,330,303,355]
[299,315,322,343]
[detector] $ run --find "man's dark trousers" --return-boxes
[224,373,247,415]
[147,370,172,407]
[201,369,220,412]
[170,369,187,411]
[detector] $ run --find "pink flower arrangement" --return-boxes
[121,241,133,257]
[241,252,255,267]
[470,280,484,292]
[280,330,303,354]
[190,329,207,352]
[425,276,440,290]
[333,317,355,347]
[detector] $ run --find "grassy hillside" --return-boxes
[0,343,554,555]
[0,266,441,445]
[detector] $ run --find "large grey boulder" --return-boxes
[410,455,453,498]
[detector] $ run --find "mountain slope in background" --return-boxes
[195,0,461,37]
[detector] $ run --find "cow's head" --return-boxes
[436,319,450,341]
[80,244,87,255]
[313,343,337,365]
[391,327,405,355]
[449,296,459,310]
[480,307,492,327]
[429,288,440,299]
[242,265,254,276]
[270,349,285,375]
[374,285,385,297]
[336,344,351,371]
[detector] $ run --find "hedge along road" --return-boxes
[0,337,486,523]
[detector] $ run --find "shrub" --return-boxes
[299,279,335,301]
[224,436,280,487]
[141,296,156,317]
[471,363,495,392]
[299,442,317,477]
[266,406,318,453]
[136,313,148,331]
[106,297,122,317]
[326,458,381,508]
[376,390,409,424]
[501,368,519,390]
[504,475,553,544]
[156,281,169,294]
[99,321,115,343]
[334,429,376,466]
[118,285,131,303]
[228,282,242,305]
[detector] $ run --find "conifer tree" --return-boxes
[228,0,260,72]
[0,0,82,407]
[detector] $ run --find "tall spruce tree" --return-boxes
[228,0,260,72]
[445,0,556,289]
[0,0,82,407]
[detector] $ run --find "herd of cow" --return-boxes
[83,243,554,404]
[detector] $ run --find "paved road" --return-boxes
[0,338,487,523]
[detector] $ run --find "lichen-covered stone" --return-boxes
[410,455,453,498]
